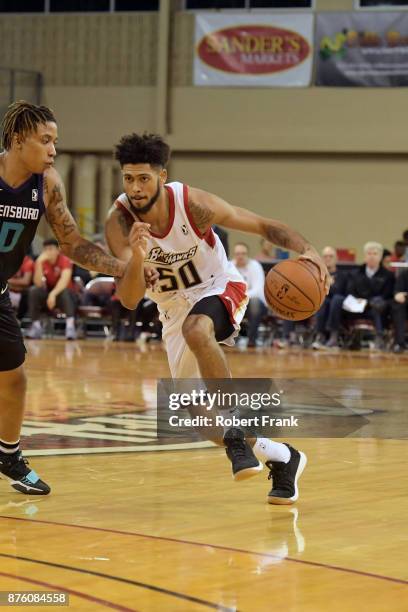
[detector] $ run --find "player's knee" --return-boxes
[182,315,214,349]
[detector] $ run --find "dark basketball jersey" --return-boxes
[0,173,45,284]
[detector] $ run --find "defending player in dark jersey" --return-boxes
[0,101,153,495]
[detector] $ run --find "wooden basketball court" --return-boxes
[0,340,406,611]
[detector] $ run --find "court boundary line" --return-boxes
[0,569,137,611]
[0,552,233,612]
[1,515,407,587]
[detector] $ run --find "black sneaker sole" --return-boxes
[267,452,307,505]
[234,460,264,482]
[0,474,51,495]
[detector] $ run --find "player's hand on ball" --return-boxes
[129,222,150,258]
[299,248,331,295]
[144,266,159,289]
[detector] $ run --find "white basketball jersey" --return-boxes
[115,181,244,311]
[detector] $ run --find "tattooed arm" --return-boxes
[188,186,330,291]
[188,186,310,252]
[43,168,126,277]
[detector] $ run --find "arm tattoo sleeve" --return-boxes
[45,179,77,249]
[117,210,132,237]
[265,223,308,253]
[69,241,125,277]
[45,177,125,277]
[265,225,292,250]
[188,200,215,234]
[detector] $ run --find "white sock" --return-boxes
[66,317,75,330]
[32,320,41,330]
[253,438,290,463]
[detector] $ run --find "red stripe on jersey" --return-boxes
[183,184,216,249]
[150,185,175,239]
[183,184,201,238]
[205,228,216,248]
[218,281,248,325]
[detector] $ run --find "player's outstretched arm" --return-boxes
[188,187,330,292]
[105,208,149,310]
[43,167,126,278]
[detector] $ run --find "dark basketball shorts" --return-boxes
[189,295,235,342]
[0,283,26,372]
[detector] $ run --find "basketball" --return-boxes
[264,259,325,321]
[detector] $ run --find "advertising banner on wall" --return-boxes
[194,13,314,87]
[316,12,408,86]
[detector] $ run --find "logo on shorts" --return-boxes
[32,189,38,201]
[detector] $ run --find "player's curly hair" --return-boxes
[114,133,170,168]
[1,100,56,150]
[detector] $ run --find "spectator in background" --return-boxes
[26,239,77,340]
[279,246,349,350]
[312,246,349,350]
[255,238,275,264]
[392,268,408,353]
[7,256,34,319]
[381,248,392,271]
[213,226,229,258]
[111,295,160,342]
[391,240,406,263]
[390,240,406,275]
[403,230,408,262]
[275,320,297,349]
[233,242,267,347]
[336,242,394,349]
[110,293,138,341]
[74,235,160,342]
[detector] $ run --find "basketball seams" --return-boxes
[297,260,323,306]
[265,291,313,317]
[270,267,316,310]
[264,282,314,316]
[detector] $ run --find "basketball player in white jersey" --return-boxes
[105,133,330,504]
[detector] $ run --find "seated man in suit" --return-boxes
[326,242,394,350]
[312,246,349,349]
[392,268,408,353]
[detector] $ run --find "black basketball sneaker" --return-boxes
[0,452,51,495]
[266,444,307,505]
[224,428,263,481]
